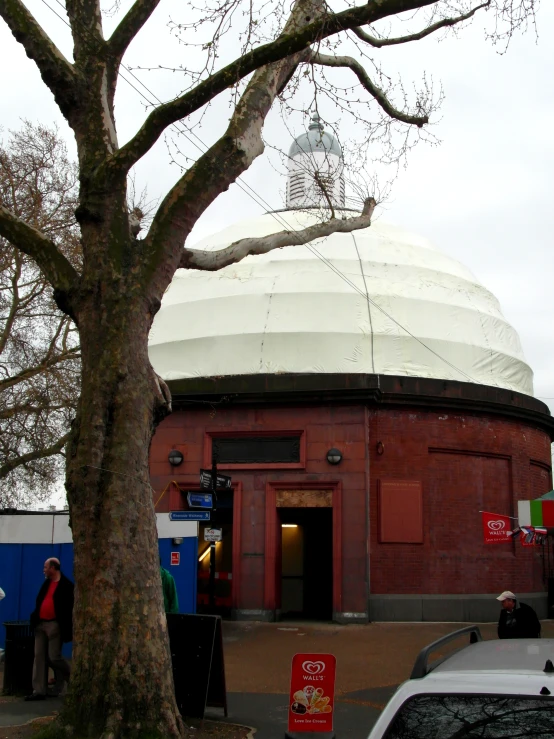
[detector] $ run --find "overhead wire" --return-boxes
[38,0,491,387]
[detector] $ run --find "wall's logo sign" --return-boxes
[488,520,506,531]
[302,661,325,675]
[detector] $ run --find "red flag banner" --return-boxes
[482,511,513,544]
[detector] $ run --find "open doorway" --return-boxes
[279,507,333,620]
[197,488,233,617]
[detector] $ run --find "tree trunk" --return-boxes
[61,283,181,739]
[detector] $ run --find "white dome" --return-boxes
[148,210,533,396]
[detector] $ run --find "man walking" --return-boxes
[497,590,541,639]
[26,558,74,701]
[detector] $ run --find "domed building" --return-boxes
[148,117,554,623]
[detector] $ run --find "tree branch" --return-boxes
[108,0,162,61]
[0,404,73,421]
[0,206,80,300]
[0,431,70,480]
[105,0,440,175]
[180,198,376,271]
[0,346,81,393]
[352,1,490,47]
[310,51,428,126]
[0,0,77,119]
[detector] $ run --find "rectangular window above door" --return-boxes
[206,431,305,469]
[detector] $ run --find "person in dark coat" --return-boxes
[25,558,74,701]
[497,590,541,639]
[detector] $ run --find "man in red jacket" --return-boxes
[25,558,74,701]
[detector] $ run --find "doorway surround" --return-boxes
[264,480,342,620]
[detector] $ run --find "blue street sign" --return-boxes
[187,492,213,509]
[169,511,210,521]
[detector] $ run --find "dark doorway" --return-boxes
[279,507,333,620]
[197,489,233,618]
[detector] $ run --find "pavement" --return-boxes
[3,620,554,737]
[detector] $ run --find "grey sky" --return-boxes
[1,1,553,417]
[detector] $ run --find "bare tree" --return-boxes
[0,122,80,508]
[0,0,536,736]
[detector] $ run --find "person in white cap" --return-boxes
[497,590,541,639]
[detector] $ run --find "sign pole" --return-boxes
[209,543,216,609]
[209,450,218,609]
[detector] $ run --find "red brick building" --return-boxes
[148,123,554,622]
[150,375,553,622]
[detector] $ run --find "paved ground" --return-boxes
[3,620,554,737]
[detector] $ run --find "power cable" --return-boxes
[351,231,375,373]
[39,0,482,386]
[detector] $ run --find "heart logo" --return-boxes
[488,520,505,531]
[302,661,325,675]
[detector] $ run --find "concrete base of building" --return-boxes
[334,612,369,624]
[368,593,548,622]
[233,608,276,622]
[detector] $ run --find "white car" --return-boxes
[367,625,554,738]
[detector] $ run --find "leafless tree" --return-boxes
[0,122,80,508]
[0,0,537,736]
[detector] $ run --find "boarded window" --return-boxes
[378,480,423,544]
[212,435,301,464]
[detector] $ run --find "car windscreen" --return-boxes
[383,693,554,738]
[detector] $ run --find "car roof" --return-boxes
[432,638,554,674]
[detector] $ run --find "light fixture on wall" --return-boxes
[376,441,385,456]
[326,448,342,465]
[168,449,184,466]
[281,524,298,528]
[172,537,184,546]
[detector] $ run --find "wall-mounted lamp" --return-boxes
[172,537,184,546]
[281,524,298,528]
[376,441,385,456]
[326,448,342,465]
[168,449,184,466]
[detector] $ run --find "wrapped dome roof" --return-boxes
[148,210,533,396]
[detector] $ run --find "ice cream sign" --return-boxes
[287,653,336,734]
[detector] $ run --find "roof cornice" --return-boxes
[168,373,554,436]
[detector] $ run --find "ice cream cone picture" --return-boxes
[291,684,333,715]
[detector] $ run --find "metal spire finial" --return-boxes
[309,113,323,131]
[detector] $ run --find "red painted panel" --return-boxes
[378,480,423,544]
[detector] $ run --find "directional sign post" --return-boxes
[187,492,214,509]
[200,469,232,490]
[170,511,210,522]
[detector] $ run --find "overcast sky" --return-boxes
[1,1,553,418]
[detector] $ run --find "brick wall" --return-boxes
[150,401,552,613]
[368,408,552,596]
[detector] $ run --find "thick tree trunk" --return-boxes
[61,285,181,739]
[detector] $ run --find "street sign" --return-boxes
[204,528,222,542]
[171,552,180,566]
[170,511,210,521]
[187,492,214,509]
[200,469,232,490]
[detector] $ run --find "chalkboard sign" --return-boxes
[166,613,228,720]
